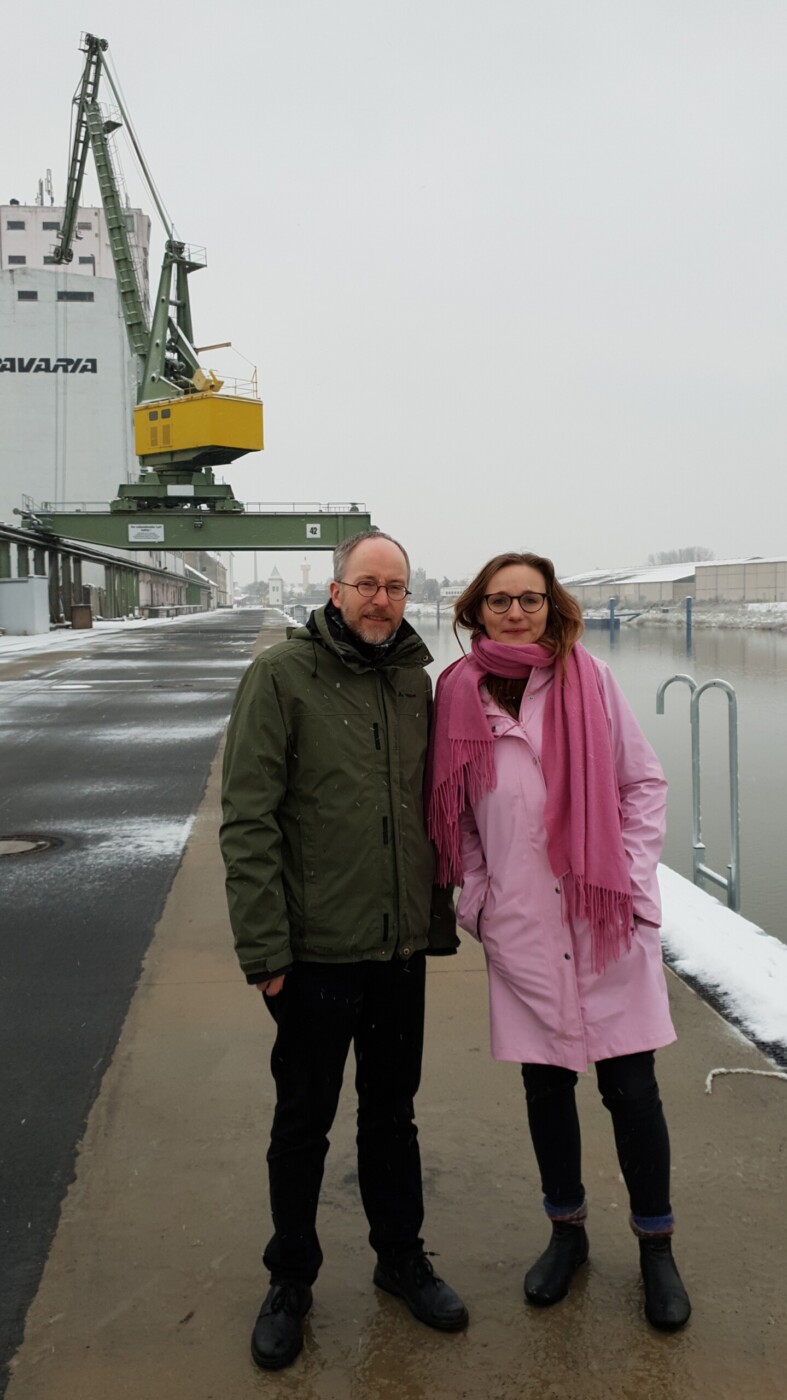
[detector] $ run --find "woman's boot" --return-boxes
[524,1222,589,1305]
[639,1236,691,1330]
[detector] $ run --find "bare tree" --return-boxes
[647,546,715,565]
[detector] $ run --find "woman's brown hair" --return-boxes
[453,552,584,691]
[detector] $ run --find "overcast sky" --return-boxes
[4,1,786,585]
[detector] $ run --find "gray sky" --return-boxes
[5,0,786,585]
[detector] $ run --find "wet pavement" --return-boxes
[0,611,263,1393]
[2,617,787,1398]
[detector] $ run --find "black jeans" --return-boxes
[521,1051,672,1225]
[262,955,426,1285]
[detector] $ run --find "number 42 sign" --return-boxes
[306,523,321,539]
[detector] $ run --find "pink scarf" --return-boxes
[426,636,634,973]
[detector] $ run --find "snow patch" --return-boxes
[659,864,787,1052]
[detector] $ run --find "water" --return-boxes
[416,617,787,944]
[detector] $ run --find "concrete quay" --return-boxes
[5,624,787,1400]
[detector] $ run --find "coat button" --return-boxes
[401,947,412,957]
[554,886,560,894]
[564,952,571,960]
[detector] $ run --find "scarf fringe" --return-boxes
[561,874,634,974]
[427,738,496,885]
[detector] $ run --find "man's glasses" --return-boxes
[339,579,412,602]
[484,592,548,615]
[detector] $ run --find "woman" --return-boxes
[426,552,690,1330]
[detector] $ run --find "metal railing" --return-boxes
[244,502,367,514]
[39,501,111,513]
[656,673,741,910]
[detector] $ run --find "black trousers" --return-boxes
[521,1051,672,1224]
[262,955,426,1285]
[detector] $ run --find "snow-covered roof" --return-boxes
[695,556,787,569]
[562,563,696,586]
[617,563,696,584]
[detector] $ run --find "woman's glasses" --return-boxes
[483,592,548,615]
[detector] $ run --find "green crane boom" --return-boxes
[54,35,149,363]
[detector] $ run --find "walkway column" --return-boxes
[48,551,62,623]
[61,556,73,617]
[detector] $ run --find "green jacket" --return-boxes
[220,606,458,980]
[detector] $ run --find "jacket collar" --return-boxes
[290,604,433,674]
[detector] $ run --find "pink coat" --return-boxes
[454,655,675,1072]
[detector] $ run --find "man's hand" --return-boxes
[254,974,286,998]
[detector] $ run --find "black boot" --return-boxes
[250,1282,313,1370]
[639,1236,691,1330]
[524,1222,589,1305]
[374,1251,469,1331]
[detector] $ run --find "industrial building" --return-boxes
[0,198,229,626]
[563,558,787,609]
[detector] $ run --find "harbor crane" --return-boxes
[16,33,370,552]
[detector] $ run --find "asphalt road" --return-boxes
[0,610,264,1392]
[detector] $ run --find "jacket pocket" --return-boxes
[456,876,490,941]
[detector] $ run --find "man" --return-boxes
[220,530,467,1371]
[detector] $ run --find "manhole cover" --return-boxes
[0,836,59,858]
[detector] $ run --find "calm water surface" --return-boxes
[416,617,787,945]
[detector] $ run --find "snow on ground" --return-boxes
[0,606,293,661]
[659,863,787,1058]
[0,612,219,658]
[633,603,787,631]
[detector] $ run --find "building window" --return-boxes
[17,290,38,301]
[8,255,26,265]
[57,290,95,302]
[77,221,92,230]
[42,255,55,264]
[42,220,60,231]
[6,219,25,230]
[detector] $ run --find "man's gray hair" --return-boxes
[333,530,411,582]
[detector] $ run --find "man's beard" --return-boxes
[352,616,398,645]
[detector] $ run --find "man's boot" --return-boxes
[524,1222,589,1305]
[250,1282,313,1370]
[639,1236,691,1330]
[374,1250,469,1331]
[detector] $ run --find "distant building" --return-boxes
[268,566,284,607]
[563,558,787,608]
[1,200,150,300]
[562,564,696,609]
[695,557,787,603]
[0,198,150,524]
[183,550,229,607]
[0,198,232,618]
